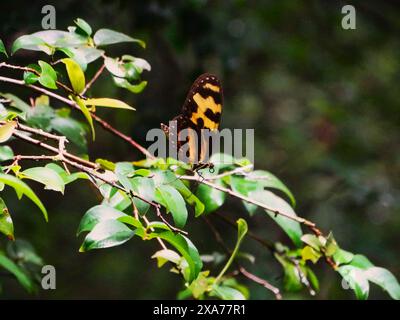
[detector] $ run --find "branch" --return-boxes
[0,74,154,159]
[82,63,105,95]
[181,174,319,231]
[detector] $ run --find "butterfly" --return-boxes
[161,73,223,171]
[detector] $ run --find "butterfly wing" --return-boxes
[162,73,223,165]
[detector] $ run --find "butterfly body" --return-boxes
[161,73,223,168]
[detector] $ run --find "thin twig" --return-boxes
[0,74,153,159]
[82,63,105,95]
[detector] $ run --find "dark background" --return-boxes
[0,0,399,299]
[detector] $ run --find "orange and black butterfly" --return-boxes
[161,73,223,170]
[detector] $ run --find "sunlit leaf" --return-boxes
[0,173,47,221]
[77,204,128,235]
[74,18,92,36]
[79,219,135,252]
[61,58,85,94]
[151,249,181,268]
[196,179,226,214]
[112,77,147,94]
[155,185,188,228]
[210,285,246,300]
[0,121,16,143]
[85,98,135,110]
[21,167,65,194]
[70,95,95,140]
[249,190,303,247]
[338,265,369,300]
[38,60,57,89]
[364,267,400,300]
[93,29,145,48]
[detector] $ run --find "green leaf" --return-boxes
[333,248,354,265]
[301,246,322,264]
[44,163,88,185]
[0,121,16,143]
[152,170,204,216]
[210,285,246,300]
[77,204,128,235]
[25,104,54,131]
[147,231,202,283]
[349,254,374,269]
[196,179,226,214]
[61,58,85,94]
[364,267,400,300]
[7,239,44,266]
[100,185,131,211]
[0,198,14,240]
[229,175,262,215]
[71,95,95,140]
[0,173,47,221]
[0,39,8,57]
[0,251,34,292]
[50,116,87,152]
[246,170,296,207]
[0,145,14,161]
[130,176,155,215]
[112,77,147,94]
[93,29,145,48]
[38,60,57,89]
[21,167,65,194]
[79,219,135,252]
[301,234,322,251]
[74,18,92,36]
[249,190,303,247]
[85,98,135,110]
[155,185,188,228]
[11,34,50,55]
[151,249,181,268]
[338,265,370,300]
[96,158,116,171]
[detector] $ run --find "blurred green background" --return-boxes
[0,0,399,299]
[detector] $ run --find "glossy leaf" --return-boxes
[45,163,88,185]
[11,34,50,54]
[245,170,296,207]
[93,29,145,48]
[249,190,302,247]
[79,219,135,252]
[155,185,188,228]
[0,173,47,221]
[85,98,135,110]
[77,204,128,235]
[74,18,92,36]
[364,267,400,300]
[130,176,155,215]
[21,167,65,194]
[338,265,370,300]
[196,179,226,214]
[151,249,181,268]
[50,116,87,152]
[61,58,85,94]
[38,60,57,89]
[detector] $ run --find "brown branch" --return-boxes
[0,74,153,159]
[82,63,105,95]
[181,174,319,231]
